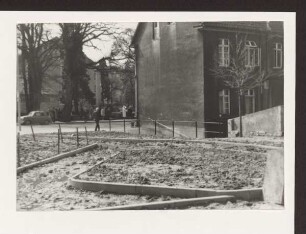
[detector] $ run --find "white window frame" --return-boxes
[218,39,230,67]
[244,89,255,114]
[273,43,282,68]
[245,41,261,67]
[153,22,160,40]
[219,89,230,115]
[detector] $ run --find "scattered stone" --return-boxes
[48,169,53,173]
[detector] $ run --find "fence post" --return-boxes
[58,123,63,142]
[57,128,60,154]
[17,132,20,167]
[195,121,198,138]
[76,127,79,148]
[30,122,36,141]
[109,119,111,132]
[138,119,141,135]
[154,120,157,135]
[85,126,89,145]
[123,119,126,133]
[172,120,175,138]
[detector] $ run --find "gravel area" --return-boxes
[17,147,175,211]
[17,132,283,211]
[17,134,88,167]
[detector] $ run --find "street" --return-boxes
[17,120,137,135]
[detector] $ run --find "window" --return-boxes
[274,43,282,68]
[244,89,255,114]
[34,112,43,117]
[153,22,160,40]
[245,41,261,67]
[218,39,230,67]
[219,89,230,115]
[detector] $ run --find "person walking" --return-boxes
[94,107,101,131]
[122,105,127,119]
[100,106,105,120]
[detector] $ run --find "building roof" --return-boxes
[131,21,283,45]
[199,21,283,34]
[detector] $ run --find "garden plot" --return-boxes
[79,146,267,190]
[17,133,179,168]
[17,147,176,211]
[18,134,88,167]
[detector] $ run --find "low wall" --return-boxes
[228,106,284,137]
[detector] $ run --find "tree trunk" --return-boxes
[28,56,43,111]
[238,91,243,137]
[21,49,30,113]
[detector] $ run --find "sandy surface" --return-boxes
[16,132,283,210]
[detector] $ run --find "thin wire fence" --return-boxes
[16,118,226,167]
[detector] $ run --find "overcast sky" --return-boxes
[45,22,138,62]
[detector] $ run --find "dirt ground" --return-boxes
[16,131,284,210]
[79,146,266,190]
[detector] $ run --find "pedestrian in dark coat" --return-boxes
[94,107,100,131]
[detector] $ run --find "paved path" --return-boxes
[17,120,136,135]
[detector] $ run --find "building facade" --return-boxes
[132,22,283,136]
[17,54,99,116]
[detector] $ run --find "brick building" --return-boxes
[132,22,283,136]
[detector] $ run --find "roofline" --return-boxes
[197,22,283,35]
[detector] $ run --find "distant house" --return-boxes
[131,22,283,137]
[17,52,99,116]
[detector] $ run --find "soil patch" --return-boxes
[79,146,266,190]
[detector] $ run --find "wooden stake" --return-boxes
[172,120,175,138]
[57,128,60,154]
[58,123,63,142]
[76,127,79,148]
[154,120,157,135]
[85,126,89,145]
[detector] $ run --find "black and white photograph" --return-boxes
[16,20,285,211]
[0,11,296,234]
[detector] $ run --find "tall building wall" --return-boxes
[136,22,204,121]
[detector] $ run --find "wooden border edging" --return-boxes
[89,195,236,210]
[69,159,263,202]
[70,136,282,150]
[69,177,263,201]
[17,143,98,174]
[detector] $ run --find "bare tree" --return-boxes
[17,23,59,112]
[110,28,135,107]
[58,23,119,121]
[211,34,269,137]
